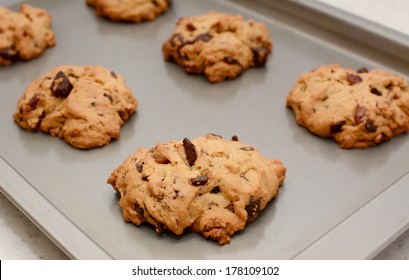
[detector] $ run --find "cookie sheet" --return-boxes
[1,0,409,259]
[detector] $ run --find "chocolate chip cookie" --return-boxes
[0,4,55,66]
[108,134,286,245]
[13,65,138,149]
[87,0,170,23]
[162,11,273,83]
[286,64,409,148]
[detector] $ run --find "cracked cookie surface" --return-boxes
[286,64,409,148]
[108,134,286,245]
[13,65,138,149]
[87,0,170,23]
[162,11,273,83]
[0,4,55,66]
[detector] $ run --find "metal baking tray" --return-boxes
[1,0,409,259]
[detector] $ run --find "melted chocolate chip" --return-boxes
[194,32,213,43]
[186,23,197,32]
[354,105,367,124]
[356,67,369,73]
[365,120,377,132]
[133,203,144,217]
[29,93,41,109]
[103,93,113,102]
[110,71,117,79]
[136,162,143,173]
[50,71,73,98]
[0,48,18,61]
[370,86,382,96]
[190,175,208,186]
[153,154,171,164]
[231,135,239,141]
[170,33,185,47]
[330,120,346,133]
[223,56,241,66]
[210,186,220,194]
[225,204,235,213]
[183,138,197,166]
[240,146,255,151]
[245,198,261,223]
[346,73,363,85]
[251,47,269,67]
[172,189,180,199]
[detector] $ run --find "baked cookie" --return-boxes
[86,0,170,23]
[13,65,138,149]
[108,134,286,245]
[0,4,55,66]
[287,64,409,148]
[162,11,273,83]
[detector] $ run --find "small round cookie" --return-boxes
[108,134,286,245]
[13,65,138,149]
[162,11,273,83]
[0,4,55,66]
[86,0,170,23]
[286,64,409,148]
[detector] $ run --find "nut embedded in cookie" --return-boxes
[13,65,139,149]
[286,64,409,148]
[107,134,286,245]
[86,0,171,23]
[0,4,55,66]
[162,11,273,83]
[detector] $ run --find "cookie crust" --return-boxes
[108,134,286,245]
[13,65,138,149]
[286,64,409,148]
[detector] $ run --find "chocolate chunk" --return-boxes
[194,32,213,43]
[240,146,255,151]
[356,67,369,73]
[346,73,363,85]
[330,120,346,133]
[370,86,382,96]
[231,135,239,141]
[354,105,367,124]
[190,175,208,186]
[50,71,73,98]
[0,48,18,61]
[251,47,269,67]
[245,198,261,223]
[365,120,377,132]
[103,93,113,102]
[186,23,196,32]
[183,138,197,166]
[29,93,41,109]
[210,186,220,194]
[110,71,117,79]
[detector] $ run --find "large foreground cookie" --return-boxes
[108,134,286,245]
[162,11,273,83]
[13,65,138,149]
[287,64,409,148]
[87,0,170,23]
[0,4,55,66]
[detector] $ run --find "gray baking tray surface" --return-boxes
[1,0,409,260]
